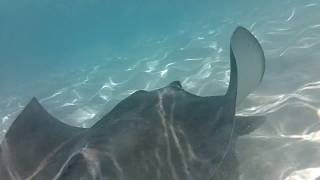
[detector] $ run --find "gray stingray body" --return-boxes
[0,27,266,180]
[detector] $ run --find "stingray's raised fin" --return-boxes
[229,26,265,105]
[234,115,265,136]
[2,97,85,177]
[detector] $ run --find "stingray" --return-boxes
[0,26,265,180]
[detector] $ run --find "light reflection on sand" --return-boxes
[1,0,320,179]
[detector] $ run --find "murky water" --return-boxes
[1,0,320,179]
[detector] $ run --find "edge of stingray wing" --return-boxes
[234,115,266,136]
[230,26,265,105]
[227,27,266,134]
[0,97,85,178]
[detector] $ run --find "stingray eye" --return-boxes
[168,81,182,89]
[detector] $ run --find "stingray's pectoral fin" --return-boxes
[234,115,265,136]
[0,147,11,180]
[230,26,265,105]
[1,97,85,177]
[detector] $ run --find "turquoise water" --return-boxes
[1,0,320,179]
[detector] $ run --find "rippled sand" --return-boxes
[1,0,320,179]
